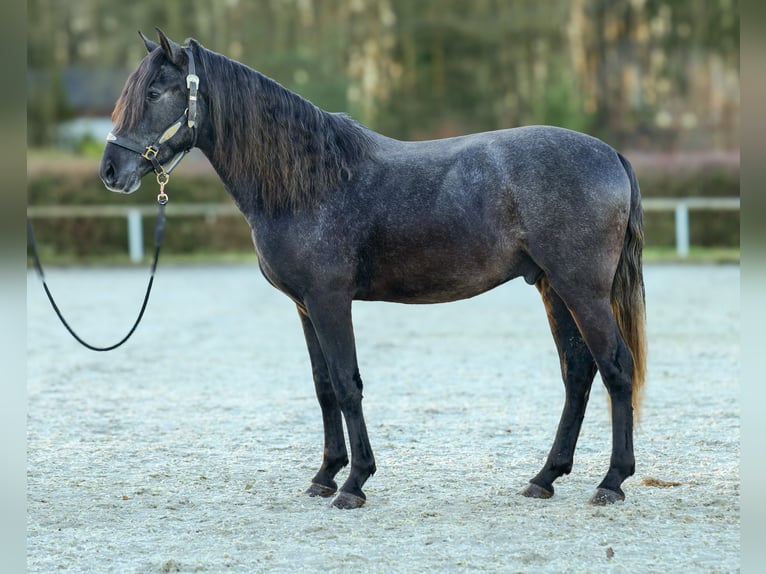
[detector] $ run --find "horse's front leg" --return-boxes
[299,310,349,498]
[303,294,376,509]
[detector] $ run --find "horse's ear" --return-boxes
[139,31,159,53]
[155,27,184,66]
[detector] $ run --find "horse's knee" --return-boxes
[315,386,337,409]
[336,390,363,413]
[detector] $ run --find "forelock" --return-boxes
[111,49,164,132]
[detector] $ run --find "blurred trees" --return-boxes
[27,0,739,151]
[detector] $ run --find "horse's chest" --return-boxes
[250,221,349,301]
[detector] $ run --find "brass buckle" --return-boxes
[142,145,159,161]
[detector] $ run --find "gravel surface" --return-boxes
[27,263,740,573]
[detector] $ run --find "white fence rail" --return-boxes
[641,197,739,257]
[27,203,240,262]
[28,197,739,262]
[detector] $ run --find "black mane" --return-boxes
[194,40,376,212]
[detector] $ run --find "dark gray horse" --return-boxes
[100,30,646,509]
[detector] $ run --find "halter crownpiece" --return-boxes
[185,51,199,128]
[106,47,200,181]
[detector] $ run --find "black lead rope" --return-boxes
[30,46,198,351]
[27,199,167,352]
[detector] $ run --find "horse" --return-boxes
[100,29,646,509]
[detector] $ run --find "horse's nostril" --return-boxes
[102,161,116,184]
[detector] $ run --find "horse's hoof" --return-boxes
[519,482,554,499]
[306,482,337,498]
[590,487,625,505]
[331,491,366,509]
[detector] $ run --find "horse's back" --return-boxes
[371,125,632,253]
[374,125,630,214]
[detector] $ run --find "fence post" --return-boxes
[675,202,690,258]
[127,209,143,263]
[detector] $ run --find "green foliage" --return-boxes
[531,60,592,134]
[73,134,106,157]
[27,0,738,148]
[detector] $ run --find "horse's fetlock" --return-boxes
[549,460,573,477]
[353,465,376,484]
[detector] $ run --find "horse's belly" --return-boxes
[354,246,540,304]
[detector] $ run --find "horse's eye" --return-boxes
[146,89,162,102]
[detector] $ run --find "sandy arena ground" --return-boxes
[27,263,739,573]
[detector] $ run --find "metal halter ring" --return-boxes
[156,172,170,205]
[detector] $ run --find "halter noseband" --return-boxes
[106,47,200,182]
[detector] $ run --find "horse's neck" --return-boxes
[204,153,262,217]
[195,60,376,215]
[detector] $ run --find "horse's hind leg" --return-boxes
[520,275,598,499]
[299,311,349,498]
[549,281,636,504]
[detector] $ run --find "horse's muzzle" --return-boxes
[99,155,142,194]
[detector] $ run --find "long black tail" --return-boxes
[612,152,647,421]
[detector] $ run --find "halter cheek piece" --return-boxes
[106,47,200,194]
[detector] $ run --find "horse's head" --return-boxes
[100,29,201,194]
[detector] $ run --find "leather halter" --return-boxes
[106,47,200,181]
